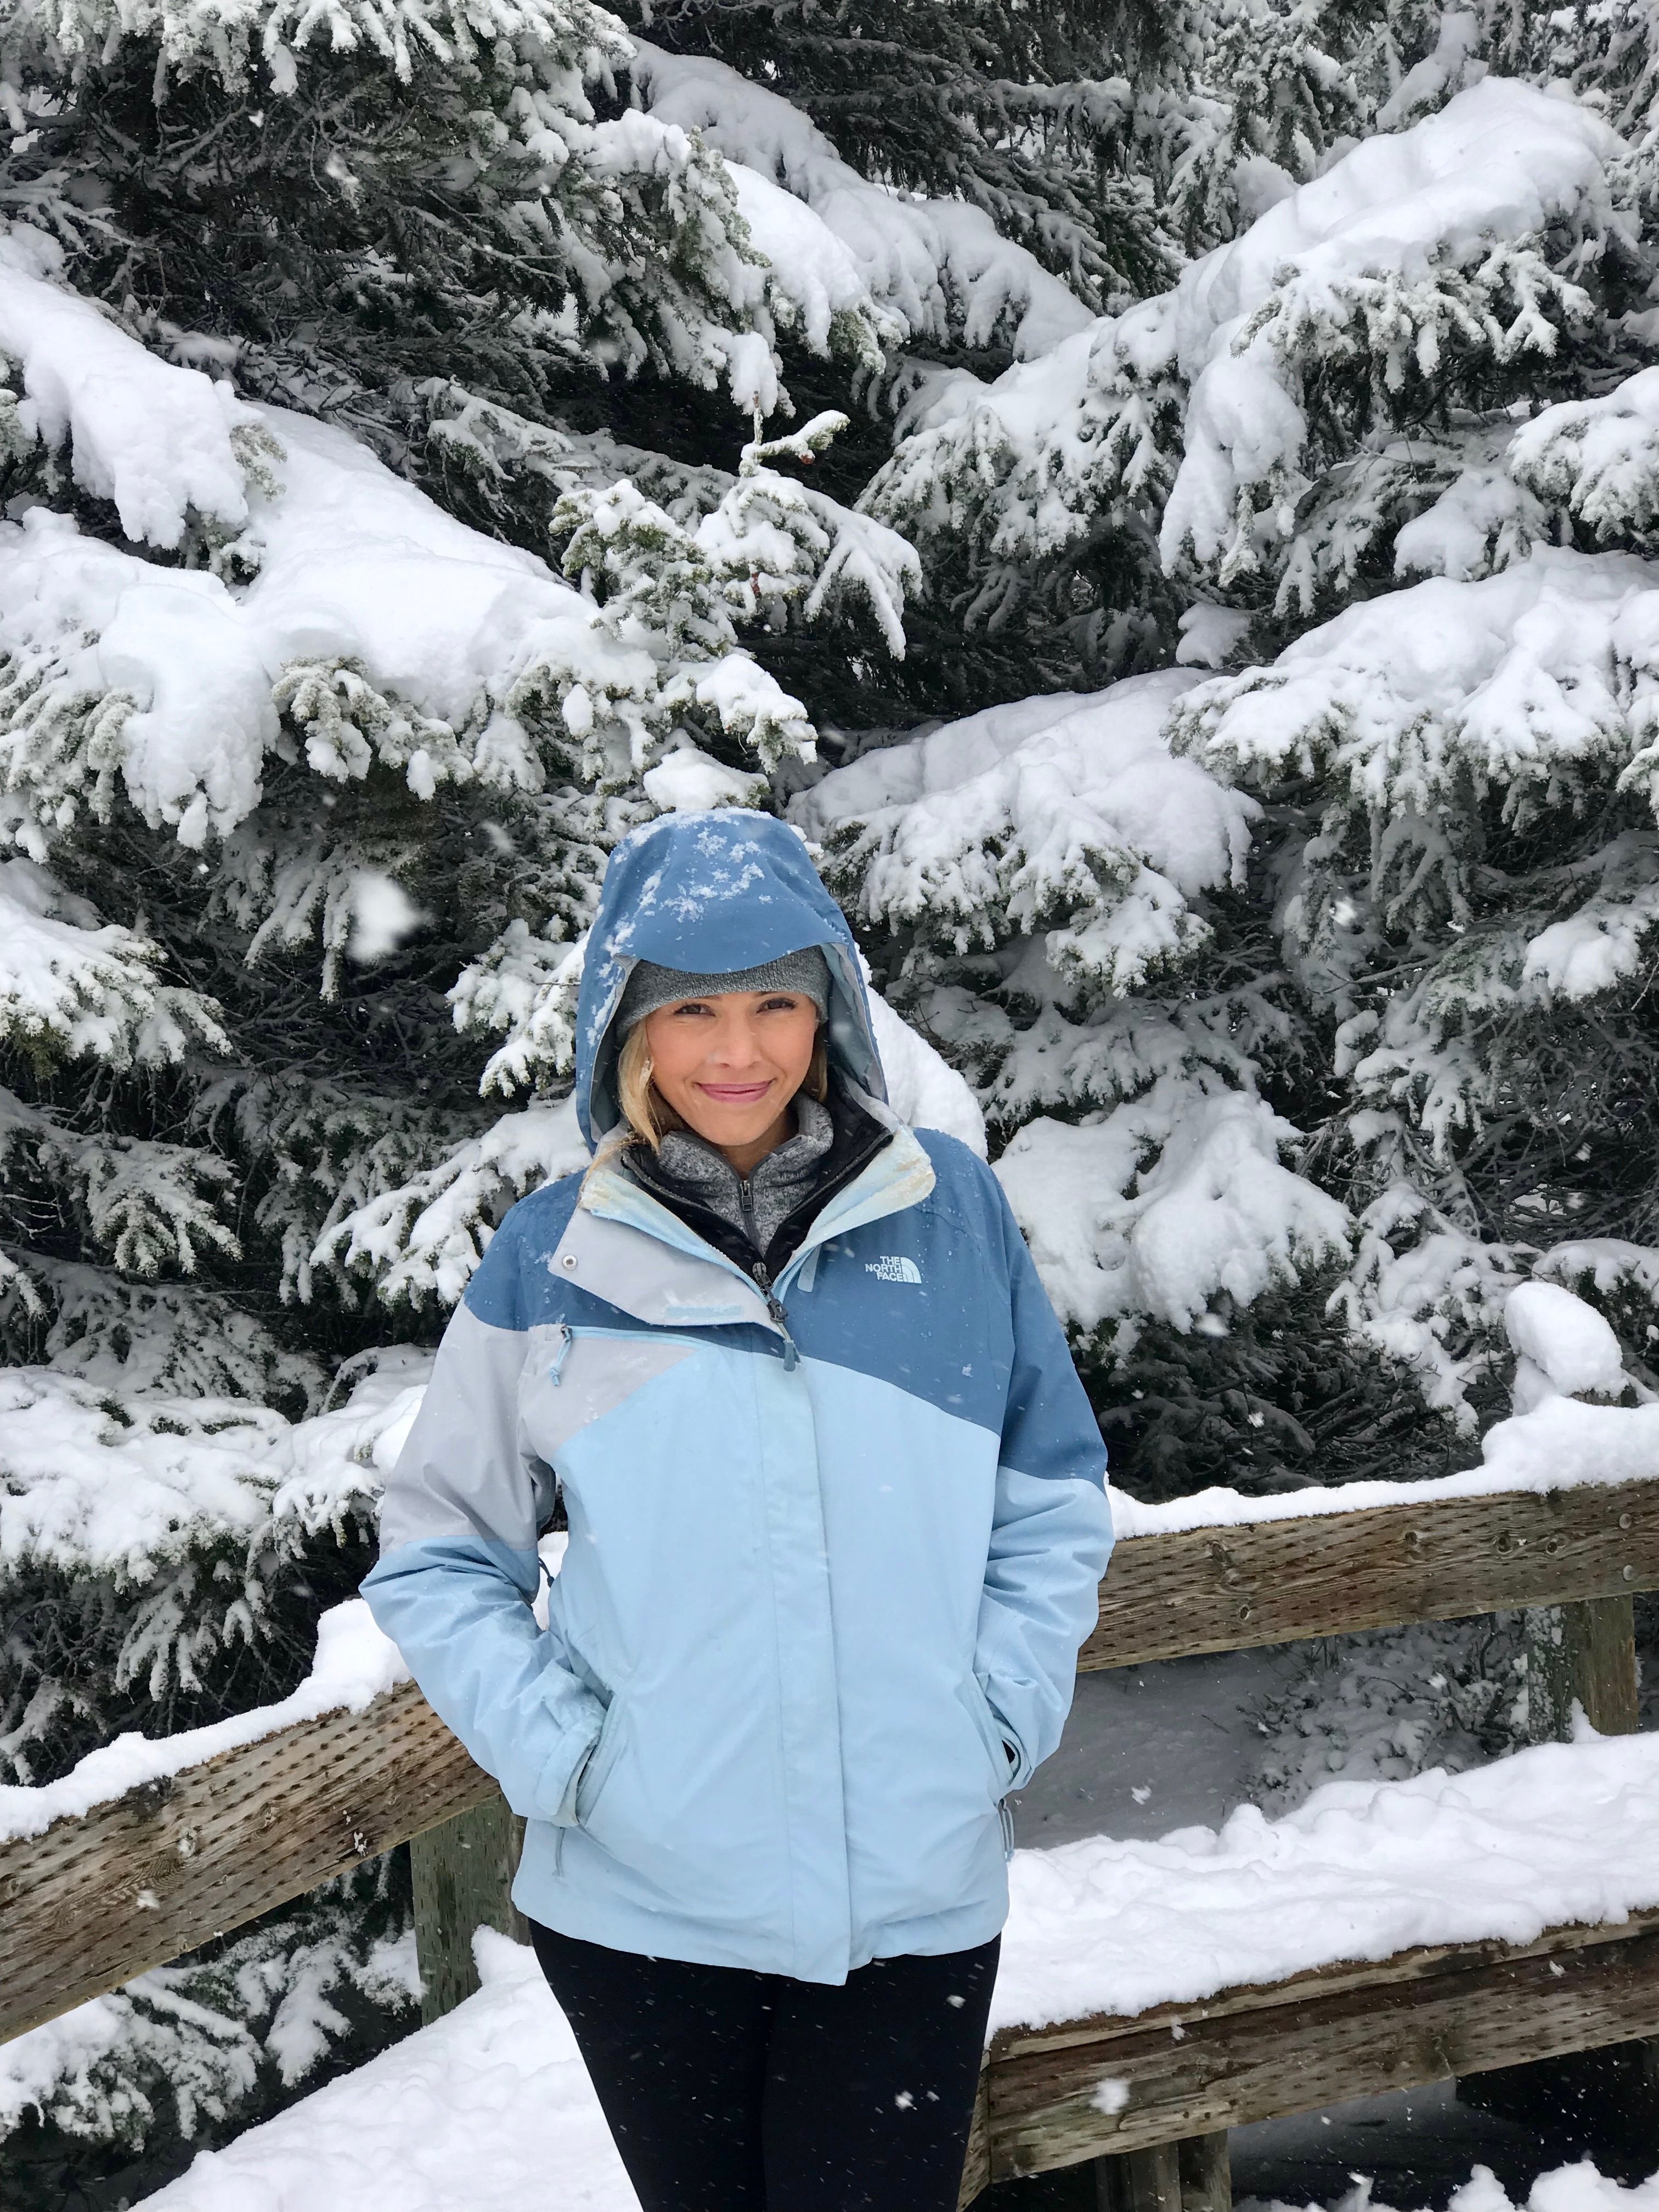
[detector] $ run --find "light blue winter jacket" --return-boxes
[363,810,1113,1983]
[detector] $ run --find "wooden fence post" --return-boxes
[1176,2131,1233,2212]
[1094,2132,1229,2212]
[1462,1596,1655,2153]
[410,1794,529,2025]
[1521,1597,1640,1740]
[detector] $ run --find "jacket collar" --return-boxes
[556,1124,936,1336]
[623,1082,889,1284]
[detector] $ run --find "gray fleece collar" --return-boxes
[651,1093,836,1259]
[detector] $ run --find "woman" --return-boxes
[365,810,1114,2211]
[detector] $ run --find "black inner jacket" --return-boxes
[623,1081,894,1295]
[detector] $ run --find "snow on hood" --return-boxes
[574,810,886,1148]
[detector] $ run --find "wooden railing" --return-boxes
[1083,1476,1659,1684]
[2,1473,1657,2203]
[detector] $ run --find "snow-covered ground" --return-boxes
[136,1931,625,2212]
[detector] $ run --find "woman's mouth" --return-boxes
[696,1082,774,1106]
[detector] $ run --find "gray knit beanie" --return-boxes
[618,947,832,1036]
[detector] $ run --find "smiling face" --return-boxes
[640,989,821,1175]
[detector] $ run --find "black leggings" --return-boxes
[531,1922,997,2211]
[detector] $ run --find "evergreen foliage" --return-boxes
[620,0,1183,309]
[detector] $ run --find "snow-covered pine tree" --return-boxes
[862,3,1574,695]
[0,15,922,1780]
[0,0,938,2169]
[1150,26,1659,1448]
[811,25,1659,1492]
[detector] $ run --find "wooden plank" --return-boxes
[1082,1481,1659,1671]
[1095,2135,1228,2212]
[411,1796,529,2024]
[988,1925,1659,2177]
[993,1906,1659,2062]
[1570,1596,1641,1736]
[2,1473,1655,2055]
[0,1679,496,2046]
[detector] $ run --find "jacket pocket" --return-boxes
[575,1694,628,1829]
[523,1323,699,1469]
[958,1674,1015,1804]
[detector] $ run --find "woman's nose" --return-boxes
[708,1018,764,1066]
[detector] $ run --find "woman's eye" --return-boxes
[760,996,801,1012]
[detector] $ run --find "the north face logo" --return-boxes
[866,1255,922,1284]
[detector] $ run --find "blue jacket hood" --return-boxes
[575,810,887,1148]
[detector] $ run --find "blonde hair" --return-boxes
[599,1018,830,1160]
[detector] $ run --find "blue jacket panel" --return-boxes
[363,812,1113,1983]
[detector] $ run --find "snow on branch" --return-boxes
[1537,1236,1659,1309]
[194,1073,488,1308]
[997,1089,1350,1340]
[0,233,269,550]
[0,859,227,1069]
[0,353,841,861]
[418,381,734,531]
[0,1348,424,1786]
[0,1357,413,1594]
[1169,551,1659,1247]
[0,1090,239,1279]
[1509,363,1659,543]
[0,1255,325,1409]
[721,165,889,369]
[1156,75,1617,582]
[1172,548,1659,834]
[312,1100,589,1308]
[10,0,630,84]
[1329,1184,1525,1430]
[629,40,1092,363]
[795,670,1256,1000]
[871,76,1623,636]
[550,419,918,665]
[450,926,585,1099]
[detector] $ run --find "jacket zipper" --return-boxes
[748,1255,798,1369]
[736,1171,761,1256]
[547,1321,736,1383]
[548,1301,800,1380]
[731,1171,794,1345]
[619,1111,893,1313]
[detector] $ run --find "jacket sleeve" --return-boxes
[360,1205,605,1822]
[974,1173,1114,1790]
